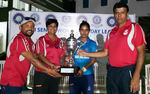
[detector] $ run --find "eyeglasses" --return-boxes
[24,17,36,22]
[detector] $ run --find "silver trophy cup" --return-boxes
[59,30,80,76]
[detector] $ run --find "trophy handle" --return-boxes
[59,38,68,56]
[74,40,85,54]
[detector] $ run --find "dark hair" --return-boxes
[113,2,129,13]
[46,19,58,27]
[79,21,90,30]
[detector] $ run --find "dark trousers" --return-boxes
[1,84,22,94]
[33,71,60,94]
[69,74,94,94]
[106,65,138,94]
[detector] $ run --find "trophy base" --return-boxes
[60,66,80,76]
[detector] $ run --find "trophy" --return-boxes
[59,30,80,76]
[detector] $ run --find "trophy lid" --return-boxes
[70,30,74,37]
[66,30,77,52]
[67,30,76,41]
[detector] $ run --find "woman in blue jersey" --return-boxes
[69,21,97,94]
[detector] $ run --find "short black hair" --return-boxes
[113,2,129,13]
[79,21,90,30]
[46,19,58,27]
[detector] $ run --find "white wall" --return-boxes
[76,0,150,17]
[0,22,7,53]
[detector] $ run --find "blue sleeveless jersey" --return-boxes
[74,37,97,75]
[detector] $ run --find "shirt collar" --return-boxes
[78,37,90,44]
[44,33,60,43]
[18,32,32,41]
[114,20,132,30]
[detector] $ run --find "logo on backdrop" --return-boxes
[62,16,71,24]
[77,16,87,25]
[31,13,40,25]
[46,14,56,21]
[91,15,103,28]
[13,13,24,24]
[93,15,101,24]
[107,16,116,27]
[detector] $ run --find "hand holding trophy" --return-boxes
[59,30,83,76]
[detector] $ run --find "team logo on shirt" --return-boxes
[19,55,25,61]
[123,29,128,35]
[13,13,24,24]
[75,55,90,59]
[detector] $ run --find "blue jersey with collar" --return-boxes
[74,37,97,75]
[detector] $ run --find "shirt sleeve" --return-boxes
[133,24,147,47]
[35,38,45,55]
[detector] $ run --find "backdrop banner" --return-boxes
[9,10,136,43]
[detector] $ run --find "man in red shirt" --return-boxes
[78,2,146,94]
[0,17,61,94]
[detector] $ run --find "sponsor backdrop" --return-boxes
[9,10,136,43]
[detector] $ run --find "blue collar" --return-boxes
[78,37,90,44]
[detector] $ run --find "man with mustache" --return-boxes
[78,2,146,94]
[0,17,61,94]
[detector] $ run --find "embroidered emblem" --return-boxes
[19,55,24,61]
[123,29,128,35]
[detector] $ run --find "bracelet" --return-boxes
[48,67,51,73]
[81,67,87,72]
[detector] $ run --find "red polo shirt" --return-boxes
[0,32,34,87]
[104,20,146,67]
[35,34,66,72]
